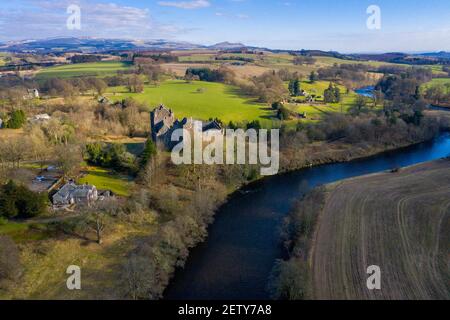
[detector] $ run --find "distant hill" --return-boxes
[350,52,450,66]
[418,51,450,59]
[1,37,449,67]
[0,37,206,53]
[208,42,247,50]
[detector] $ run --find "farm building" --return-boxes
[52,181,98,206]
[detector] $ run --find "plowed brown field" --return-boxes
[312,159,450,300]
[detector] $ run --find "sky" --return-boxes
[0,0,450,53]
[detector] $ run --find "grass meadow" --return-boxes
[78,166,134,197]
[108,80,275,125]
[35,61,131,80]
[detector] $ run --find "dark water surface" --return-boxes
[165,133,450,300]
[429,104,450,112]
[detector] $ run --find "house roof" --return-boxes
[53,182,96,200]
[202,120,222,132]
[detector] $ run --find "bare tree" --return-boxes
[27,126,52,170]
[80,198,117,245]
[122,254,160,300]
[55,144,83,178]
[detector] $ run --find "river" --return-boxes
[164,132,450,300]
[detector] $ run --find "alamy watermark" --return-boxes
[67,4,81,30]
[171,122,280,176]
[367,5,381,30]
[66,265,81,290]
[366,265,381,290]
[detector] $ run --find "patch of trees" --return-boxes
[443,66,450,76]
[288,79,301,96]
[133,53,177,64]
[140,139,157,168]
[0,75,29,90]
[0,180,48,219]
[85,142,137,174]
[374,68,433,115]
[120,163,228,299]
[0,110,26,129]
[216,56,254,63]
[95,97,149,137]
[70,55,102,64]
[40,77,108,97]
[424,84,450,106]
[376,65,407,75]
[323,83,341,103]
[268,187,326,299]
[297,111,439,145]
[276,69,301,81]
[277,105,297,121]
[0,126,53,175]
[309,71,318,83]
[126,74,145,93]
[239,71,289,104]
[104,75,129,87]
[185,67,236,84]
[317,64,368,83]
[293,55,316,65]
[136,63,164,85]
[376,75,422,105]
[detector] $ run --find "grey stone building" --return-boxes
[150,105,222,149]
[52,181,98,206]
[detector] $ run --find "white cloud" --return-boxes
[157,0,211,10]
[0,0,189,40]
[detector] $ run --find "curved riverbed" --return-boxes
[164,133,450,300]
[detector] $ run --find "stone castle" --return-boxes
[150,105,222,149]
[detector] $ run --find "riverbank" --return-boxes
[164,114,450,299]
[278,112,448,174]
[275,159,450,300]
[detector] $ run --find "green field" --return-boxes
[178,54,216,63]
[109,80,274,125]
[283,80,359,122]
[425,78,450,86]
[0,53,6,66]
[78,167,134,197]
[35,61,131,80]
[0,222,48,242]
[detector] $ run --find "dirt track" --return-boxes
[312,159,450,300]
